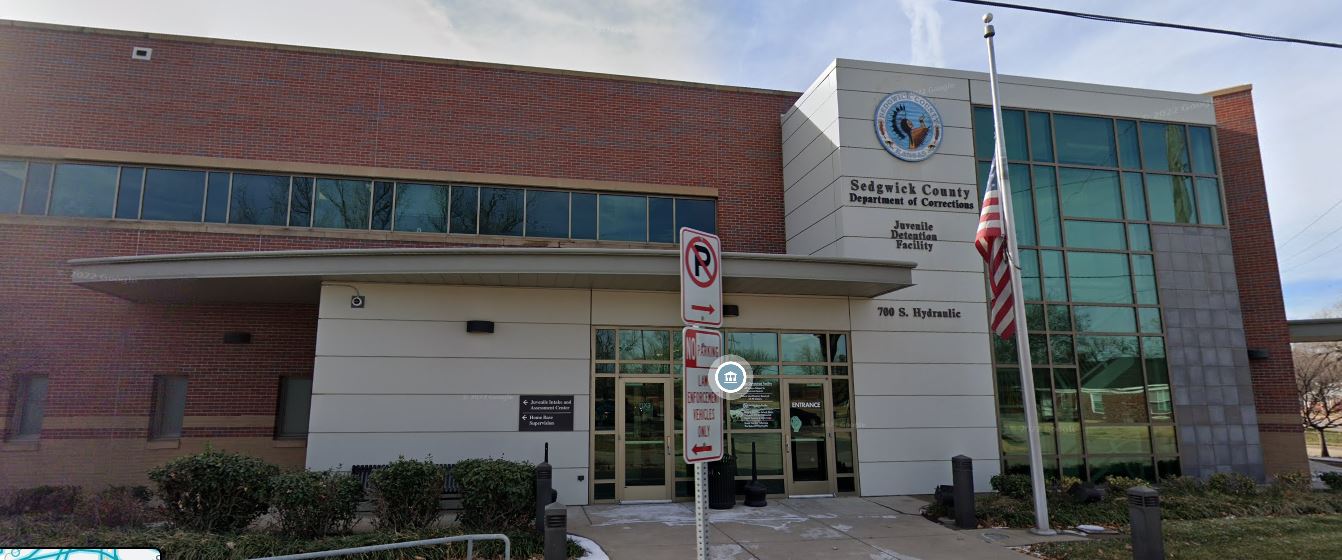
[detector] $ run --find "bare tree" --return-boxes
[1296,343,1342,457]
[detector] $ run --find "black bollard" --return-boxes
[743,442,767,507]
[1127,486,1165,560]
[543,500,567,560]
[536,443,552,535]
[951,455,975,529]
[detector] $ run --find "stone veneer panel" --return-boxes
[1152,224,1264,480]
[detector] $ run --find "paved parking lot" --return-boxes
[569,496,1043,560]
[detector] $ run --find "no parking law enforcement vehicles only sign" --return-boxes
[682,326,723,464]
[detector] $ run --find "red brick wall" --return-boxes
[1212,87,1308,475]
[0,23,799,253]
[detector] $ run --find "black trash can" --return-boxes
[708,455,737,509]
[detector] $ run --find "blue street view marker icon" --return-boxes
[713,361,748,395]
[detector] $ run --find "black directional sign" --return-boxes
[518,395,575,432]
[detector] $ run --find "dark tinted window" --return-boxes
[599,194,646,241]
[1145,174,1196,224]
[1054,115,1116,167]
[228,173,290,226]
[479,187,524,236]
[10,375,48,440]
[276,377,312,438]
[1116,120,1141,169]
[675,198,715,234]
[50,163,117,218]
[525,190,569,238]
[143,168,206,222]
[204,172,229,223]
[449,186,478,234]
[115,167,144,219]
[1140,123,1190,173]
[1188,126,1217,175]
[1028,112,1053,162]
[150,376,188,440]
[648,197,674,243]
[571,193,596,239]
[1058,168,1122,219]
[21,163,52,215]
[394,183,449,233]
[0,160,24,214]
[314,178,371,229]
[371,181,393,230]
[1195,178,1223,225]
[289,177,314,227]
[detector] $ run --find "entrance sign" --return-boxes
[682,327,723,464]
[517,395,575,431]
[680,227,723,327]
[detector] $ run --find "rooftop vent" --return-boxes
[131,47,152,61]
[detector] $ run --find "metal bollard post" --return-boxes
[1127,486,1165,560]
[544,500,567,560]
[536,443,552,535]
[951,455,975,529]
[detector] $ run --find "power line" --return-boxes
[1276,196,1342,249]
[1284,236,1342,273]
[946,0,1342,50]
[1280,220,1342,264]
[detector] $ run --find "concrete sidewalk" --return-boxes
[568,496,1051,560]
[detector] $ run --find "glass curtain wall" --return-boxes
[973,107,1224,482]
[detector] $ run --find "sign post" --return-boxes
[680,227,723,560]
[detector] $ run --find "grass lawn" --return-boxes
[1033,515,1342,560]
[1305,429,1342,450]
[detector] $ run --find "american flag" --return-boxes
[976,161,1016,339]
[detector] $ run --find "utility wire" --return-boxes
[1284,236,1342,273]
[1280,220,1342,264]
[1276,196,1342,249]
[946,0,1342,50]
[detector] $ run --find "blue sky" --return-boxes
[2,0,1339,318]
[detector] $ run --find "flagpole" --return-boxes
[983,12,1055,536]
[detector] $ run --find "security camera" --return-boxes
[350,295,365,309]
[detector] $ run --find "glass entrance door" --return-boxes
[784,381,833,496]
[618,379,670,501]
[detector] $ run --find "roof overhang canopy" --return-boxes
[1288,318,1342,343]
[69,248,916,304]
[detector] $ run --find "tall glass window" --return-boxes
[394,183,450,233]
[314,179,371,229]
[229,173,290,226]
[974,107,1222,482]
[49,163,118,218]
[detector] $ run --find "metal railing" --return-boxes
[250,533,511,560]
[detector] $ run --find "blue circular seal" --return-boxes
[874,91,943,162]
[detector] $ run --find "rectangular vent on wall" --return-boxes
[132,47,153,61]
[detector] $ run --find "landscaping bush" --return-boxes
[4,485,82,517]
[1103,476,1147,496]
[1321,472,1342,492]
[1208,472,1259,496]
[74,486,152,528]
[454,458,536,533]
[1159,475,1207,496]
[1052,475,1083,493]
[1270,472,1314,496]
[990,474,1032,499]
[270,469,364,538]
[148,448,281,532]
[369,456,445,532]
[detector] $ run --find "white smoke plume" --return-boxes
[899,0,945,67]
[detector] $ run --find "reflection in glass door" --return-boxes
[785,381,832,496]
[619,379,669,501]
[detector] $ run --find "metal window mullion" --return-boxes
[389,181,399,232]
[224,172,234,224]
[285,176,294,227]
[521,189,528,237]
[475,186,481,235]
[111,165,122,221]
[365,180,374,230]
[136,167,147,220]
[43,162,54,215]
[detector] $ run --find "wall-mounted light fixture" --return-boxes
[223,332,252,344]
[466,320,495,333]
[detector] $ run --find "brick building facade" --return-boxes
[0,20,1307,496]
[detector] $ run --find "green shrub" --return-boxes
[1270,472,1314,496]
[1104,476,1148,497]
[270,469,364,538]
[990,474,1032,499]
[369,456,445,532]
[75,486,151,528]
[148,448,281,532]
[4,485,82,516]
[454,458,536,533]
[1321,472,1342,492]
[1159,476,1207,496]
[1208,472,1258,497]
